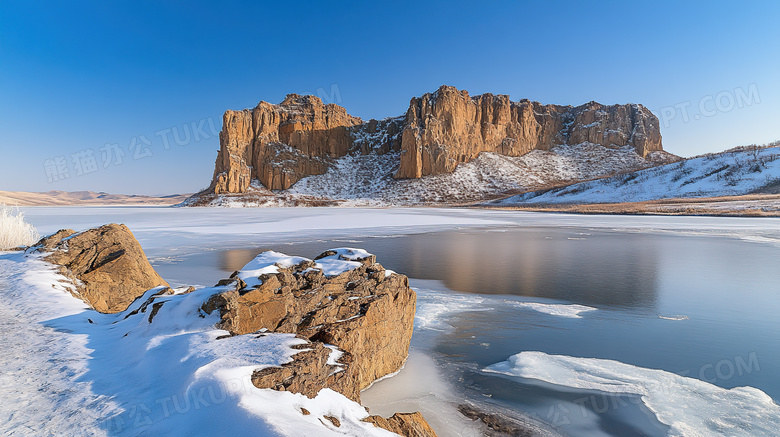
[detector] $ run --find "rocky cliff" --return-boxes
[396,86,662,179]
[207,85,663,195]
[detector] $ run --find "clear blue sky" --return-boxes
[1,1,778,195]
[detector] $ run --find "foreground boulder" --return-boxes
[202,248,416,402]
[36,225,434,436]
[34,223,168,313]
[202,248,435,436]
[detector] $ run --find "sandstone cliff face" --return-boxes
[202,249,416,403]
[35,224,169,313]
[208,85,663,194]
[210,95,364,192]
[396,86,662,178]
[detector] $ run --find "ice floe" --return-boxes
[511,301,597,318]
[485,351,780,437]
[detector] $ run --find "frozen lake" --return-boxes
[15,207,780,436]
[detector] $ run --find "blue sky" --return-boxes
[1,1,778,195]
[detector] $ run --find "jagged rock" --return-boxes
[251,340,359,401]
[364,412,439,437]
[202,249,416,402]
[396,86,662,178]
[457,404,535,437]
[34,225,435,434]
[210,95,363,192]
[35,224,169,313]
[206,85,663,194]
[203,248,436,432]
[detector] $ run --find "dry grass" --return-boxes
[0,205,40,249]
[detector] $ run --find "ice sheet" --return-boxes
[485,351,780,437]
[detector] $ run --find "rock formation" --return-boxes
[37,226,436,436]
[396,86,662,179]
[364,412,439,437]
[202,248,416,403]
[207,85,663,194]
[34,224,168,313]
[211,95,363,193]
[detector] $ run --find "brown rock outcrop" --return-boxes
[210,94,364,192]
[202,250,416,402]
[251,339,360,401]
[364,412,439,437]
[35,224,168,313]
[396,86,662,179]
[35,225,433,435]
[207,85,663,194]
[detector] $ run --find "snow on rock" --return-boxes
[291,143,668,205]
[193,142,668,207]
[313,248,375,277]
[234,248,375,285]
[485,351,780,437]
[494,145,780,205]
[204,247,417,405]
[236,250,310,288]
[0,249,407,436]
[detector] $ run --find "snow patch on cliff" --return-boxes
[283,143,662,206]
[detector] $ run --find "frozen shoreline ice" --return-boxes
[485,351,780,437]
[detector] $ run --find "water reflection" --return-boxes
[219,228,660,309]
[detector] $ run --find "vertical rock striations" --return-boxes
[211,94,365,192]
[396,86,662,179]
[208,85,663,194]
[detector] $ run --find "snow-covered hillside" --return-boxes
[492,145,780,205]
[188,143,675,207]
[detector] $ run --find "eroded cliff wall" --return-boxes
[208,85,663,193]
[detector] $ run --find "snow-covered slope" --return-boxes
[492,146,780,205]
[189,143,674,207]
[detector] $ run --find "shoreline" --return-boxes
[473,193,780,218]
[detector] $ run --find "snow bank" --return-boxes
[496,146,780,205]
[485,351,780,437]
[0,252,116,436]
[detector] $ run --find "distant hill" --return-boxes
[0,190,191,206]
